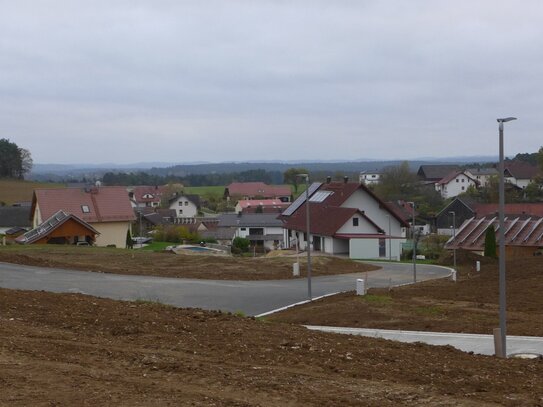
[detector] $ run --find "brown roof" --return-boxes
[504,162,539,180]
[132,185,168,204]
[472,203,543,218]
[33,186,136,223]
[226,182,291,198]
[281,182,408,236]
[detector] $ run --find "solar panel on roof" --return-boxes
[281,182,322,216]
[20,210,69,243]
[309,190,333,203]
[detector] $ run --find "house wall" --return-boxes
[33,220,97,244]
[342,189,403,237]
[336,214,378,234]
[169,196,198,218]
[349,238,380,259]
[33,204,42,228]
[92,221,131,248]
[437,175,477,199]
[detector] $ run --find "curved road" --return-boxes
[0,261,451,316]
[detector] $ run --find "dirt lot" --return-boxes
[0,245,377,280]
[270,251,543,337]
[1,288,542,406]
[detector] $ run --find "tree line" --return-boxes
[0,138,33,179]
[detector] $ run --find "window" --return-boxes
[461,178,465,183]
[179,209,183,214]
[240,227,246,231]
[456,179,459,183]
[185,201,189,206]
[461,186,465,191]
[179,202,183,206]
[352,217,359,227]
[81,205,90,213]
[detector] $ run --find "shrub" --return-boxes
[484,225,497,258]
[232,237,250,252]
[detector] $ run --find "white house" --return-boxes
[168,194,200,218]
[215,213,284,251]
[465,168,498,188]
[280,180,408,260]
[359,170,382,185]
[504,162,539,189]
[435,171,479,199]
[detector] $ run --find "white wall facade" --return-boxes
[169,196,198,218]
[92,221,131,248]
[349,237,403,260]
[436,174,477,199]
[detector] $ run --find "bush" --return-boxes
[232,237,250,253]
[484,226,497,258]
[153,225,201,244]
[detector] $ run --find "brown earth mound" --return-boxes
[0,245,378,280]
[1,288,542,406]
[270,254,543,336]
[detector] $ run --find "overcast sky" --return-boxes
[1,1,542,164]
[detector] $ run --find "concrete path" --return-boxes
[305,326,543,357]
[0,261,451,316]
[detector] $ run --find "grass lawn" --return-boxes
[183,185,225,197]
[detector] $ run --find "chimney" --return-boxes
[326,176,331,184]
[344,176,349,183]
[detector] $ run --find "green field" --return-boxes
[183,186,225,197]
[0,179,65,205]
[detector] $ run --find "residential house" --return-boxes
[0,206,31,234]
[280,180,409,260]
[224,182,292,202]
[504,162,539,189]
[168,193,200,218]
[359,170,382,185]
[435,171,479,199]
[465,167,499,187]
[417,165,460,183]
[205,213,284,250]
[128,185,169,208]
[445,214,543,258]
[31,186,135,248]
[16,210,99,245]
[235,199,290,214]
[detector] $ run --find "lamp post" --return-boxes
[496,117,517,358]
[407,201,416,283]
[449,211,456,270]
[297,173,312,300]
[386,215,392,261]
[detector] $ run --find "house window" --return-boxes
[378,238,386,257]
[185,201,189,206]
[179,202,183,206]
[461,178,465,183]
[461,186,465,191]
[353,217,359,227]
[179,209,183,214]
[240,227,246,231]
[456,179,459,183]
[81,205,90,213]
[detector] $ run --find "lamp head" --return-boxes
[497,117,517,123]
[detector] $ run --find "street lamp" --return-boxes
[449,211,456,270]
[496,116,517,358]
[297,173,312,300]
[407,201,416,283]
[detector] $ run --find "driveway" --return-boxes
[0,261,451,316]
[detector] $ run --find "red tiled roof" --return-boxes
[33,186,136,224]
[226,182,291,198]
[436,171,478,186]
[473,203,543,217]
[132,185,168,204]
[282,205,376,236]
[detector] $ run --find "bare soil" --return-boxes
[270,251,543,336]
[0,245,378,280]
[1,288,542,406]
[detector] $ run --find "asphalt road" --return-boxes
[0,261,451,316]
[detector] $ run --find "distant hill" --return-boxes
[29,156,499,181]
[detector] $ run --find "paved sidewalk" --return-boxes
[305,325,543,357]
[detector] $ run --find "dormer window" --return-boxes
[81,205,90,213]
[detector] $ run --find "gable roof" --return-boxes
[168,194,201,208]
[132,185,168,204]
[16,210,100,244]
[282,182,409,227]
[225,182,291,198]
[504,161,539,180]
[32,186,136,224]
[436,171,479,186]
[466,167,499,177]
[417,165,460,181]
[0,206,32,227]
